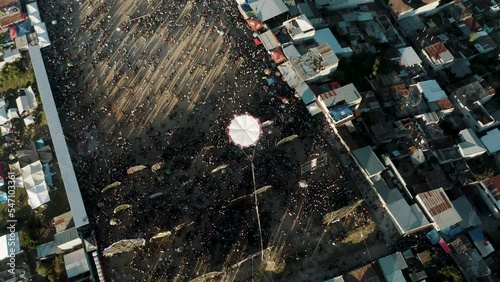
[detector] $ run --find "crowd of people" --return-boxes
[35,0,408,280]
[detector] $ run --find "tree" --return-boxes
[19,230,37,249]
[472,167,495,182]
[437,265,462,282]
[36,261,56,282]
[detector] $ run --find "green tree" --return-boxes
[437,265,462,282]
[19,229,37,249]
[36,261,56,282]
[472,167,495,182]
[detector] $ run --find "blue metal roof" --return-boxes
[329,102,352,121]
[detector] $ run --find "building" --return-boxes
[373,178,431,235]
[388,0,450,20]
[415,188,462,231]
[240,0,289,22]
[397,46,422,67]
[480,128,500,155]
[457,128,487,159]
[421,42,455,70]
[314,28,353,57]
[282,14,315,44]
[278,43,339,86]
[378,252,408,282]
[0,232,21,261]
[290,2,325,28]
[313,0,374,11]
[352,146,385,181]
[0,0,24,29]
[319,83,362,110]
[477,175,500,218]
[450,79,497,132]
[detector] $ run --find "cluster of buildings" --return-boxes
[0,0,101,281]
[236,0,499,281]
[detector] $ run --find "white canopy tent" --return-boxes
[21,160,45,189]
[0,123,11,136]
[25,86,38,109]
[26,183,50,209]
[16,96,30,114]
[7,108,19,119]
[24,115,35,126]
[0,107,9,124]
[226,114,262,148]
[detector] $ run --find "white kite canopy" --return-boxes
[227,113,262,148]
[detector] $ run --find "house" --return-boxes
[480,128,500,155]
[421,42,455,70]
[277,43,339,86]
[282,14,315,44]
[450,235,491,279]
[373,179,431,235]
[313,0,374,11]
[415,80,448,112]
[0,232,22,262]
[343,262,385,282]
[64,248,90,279]
[244,0,289,22]
[450,79,497,132]
[468,227,495,258]
[457,128,487,159]
[319,83,362,110]
[415,188,462,231]
[452,196,481,230]
[378,252,408,282]
[352,146,385,181]
[388,0,449,20]
[477,175,500,218]
[398,46,422,67]
[54,227,82,251]
[314,28,353,57]
[0,0,24,29]
[292,2,325,28]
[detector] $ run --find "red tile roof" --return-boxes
[436,98,454,110]
[462,16,481,32]
[423,42,448,60]
[419,189,452,216]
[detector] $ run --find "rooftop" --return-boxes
[344,262,385,282]
[424,167,453,190]
[0,11,24,27]
[389,0,439,16]
[283,14,314,40]
[416,188,462,230]
[436,98,454,110]
[352,146,385,176]
[416,80,447,102]
[399,46,422,67]
[458,128,487,157]
[247,0,289,22]
[454,80,496,108]
[483,175,500,201]
[422,42,454,66]
[480,128,500,154]
[378,252,408,282]
[320,83,361,107]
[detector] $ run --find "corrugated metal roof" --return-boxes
[29,46,88,228]
[352,146,385,176]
